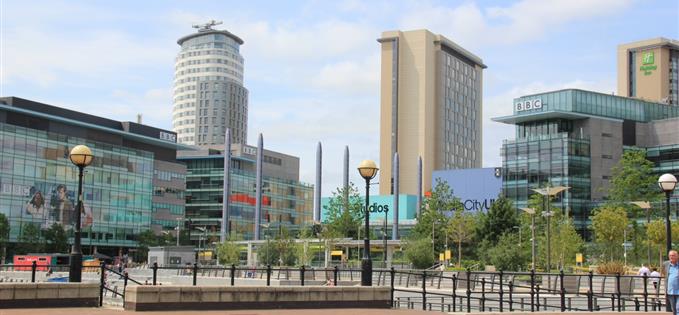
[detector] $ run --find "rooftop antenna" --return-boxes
[192,20,223,32]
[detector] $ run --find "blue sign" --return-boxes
[432,167,502,212]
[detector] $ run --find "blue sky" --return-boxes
[1,0,678,196]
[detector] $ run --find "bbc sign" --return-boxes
[515,99,543,112]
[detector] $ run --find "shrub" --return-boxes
[596,261,625,275]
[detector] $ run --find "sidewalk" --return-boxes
[0,308,432,315]
[0,308,669,315]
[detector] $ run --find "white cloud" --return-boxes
[2,27,174,87]
[399,0,634,49]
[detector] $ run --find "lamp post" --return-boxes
[659,174,678,257]
[631,201,652,265]
[68,145,94,282]
[175,218,182,246]
[383,208,388,267]
[520,208,536,271]
[357,160,378,286]
[532,186,569,272]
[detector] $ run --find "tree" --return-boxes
[16,223,43,254]
[647,220,679,267]
[591,205,629,261]
[0,213,9,263]
[295,225,315,267]
[476,196,518,246]
[403,236,435,269]
[487,233,529,271]
[322,183,364,239]
[216,235,242,265]
[448,209,477,267]
[410,179,462,254]
[547,217,584,269]
[608,149,661,206]
[136,230,162,262]
[43,223,68,253]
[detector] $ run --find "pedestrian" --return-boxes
[638,264,650,277]
[651,267,661,289]
[663,250,679,314]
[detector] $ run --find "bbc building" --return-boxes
[493,89,679,236]
[0,97,189,259]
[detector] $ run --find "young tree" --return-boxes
[448,209,477,267]
[608,149,661,206]
[43,223,68,253]
[216,235,242,266]
[410,179,462,254]
[548,217,584,269]
[591,205,629,261]
[295,225,315,267]
[646,220,679,267]
[16,223,43,254]
[0,213,9,263]
[322,183,364,239]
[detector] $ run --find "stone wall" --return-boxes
[0,283,100,308]
[124,285,391,311]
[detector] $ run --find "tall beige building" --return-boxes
[617,37,679,106]
[378,30,486,195]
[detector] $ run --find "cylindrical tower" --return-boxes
[173,21,248,146]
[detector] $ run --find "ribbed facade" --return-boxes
[172,28,248,146]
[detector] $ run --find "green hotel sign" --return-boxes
[640,51,657,75]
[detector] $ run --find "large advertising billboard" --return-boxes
[2,181,93,229]
[432,167,502,212]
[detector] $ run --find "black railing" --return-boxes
[0,262,670,312]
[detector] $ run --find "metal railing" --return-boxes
[0,262,670,312]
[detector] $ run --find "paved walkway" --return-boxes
[0,308,669,315]
[0,308,432,315]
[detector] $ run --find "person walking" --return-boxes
[664,250,679,314]
[638,264,650,277]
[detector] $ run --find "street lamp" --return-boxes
[68,145,94,282]
[520,207,536,271]
[631,201,652,265]
[532,186,569,272]
[658,173,678,257]
[357,160,378,286]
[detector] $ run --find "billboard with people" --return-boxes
[22,182,93,229]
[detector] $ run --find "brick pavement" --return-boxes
[0,308,669,315]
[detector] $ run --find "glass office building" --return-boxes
[0,97,189,257]
[493,89,679,236]
[180,149,313,241]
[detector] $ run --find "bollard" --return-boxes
[390,267,395,307]
[560,269,566,311]
[466,268,472,313]
[508,280,514,312]
[300,265,305,286]
[99,262,106,306]
[499,270,504,312]
[530,269,536,312]
[335,266,340,286]
[481,277,486,312]
[266,265,271,286]
[193,263,198,286]
[422,270,427,311]
[643,274,648,312]
[587,271,593,311]
[230,264,236,286]
[536,284,541,310]
[615,273,621,312]
[452,274,457,311]
[31,261,36,283]
[152,262,158,285]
